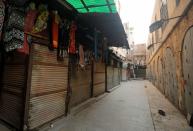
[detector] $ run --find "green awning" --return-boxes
[66,0,117,13]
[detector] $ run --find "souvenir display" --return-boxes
[0,0,5,40]
[3,8,24,52]
[68,21,77,54]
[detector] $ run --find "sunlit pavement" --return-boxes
[1,80,192,131]
[145,81,193,131]
[43,80,193,131]
[43,80,153,131]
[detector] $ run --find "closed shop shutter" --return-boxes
[113,68,120,87]
[93,61,105,96]
[122,69,127,81]
[28,44,68,130]
[70,65,91,107]
[107,66,113,90]
[0,52,27,129]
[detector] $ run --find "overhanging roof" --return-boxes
[66,0,117,13]
[78,13,129,49]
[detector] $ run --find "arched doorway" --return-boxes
[182,26,193,123]
[164,47,178,106]
[158,57,165,94]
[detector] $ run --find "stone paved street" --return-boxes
[1,80,192,131]
[40,80,192,131]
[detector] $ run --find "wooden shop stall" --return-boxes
[107,52,122,91]
[0,0,77,130]
[0,0,129,130]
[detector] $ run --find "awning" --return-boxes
[77,13,129,49]
[66,0,117,13]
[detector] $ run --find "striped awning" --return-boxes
[66,0,117,13]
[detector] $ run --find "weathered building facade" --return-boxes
[147,0,193,125]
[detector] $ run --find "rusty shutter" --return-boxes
[0,52,27,130]
[93,61,105,96]
[28,44,68,130]
[182,27,193,118]
[164,48,178,106]
[107,66,113,90]
[70,65,92,107]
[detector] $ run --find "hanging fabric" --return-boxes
[3,7,24,52]
[32,4,49,33]
[24,3,38,33]
[51,11,60,49]
[68,21,77,54]
[79,44,85,67]
[0,0,5,41]
[58,19,69,60]
[18,2,37,54]
[9,0,28,6]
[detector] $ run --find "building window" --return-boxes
[160,0,168,30]
[176,0,180,6]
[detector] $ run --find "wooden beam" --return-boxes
[106,0,112,13]
[80,0,89,12]
[76,3,115,9]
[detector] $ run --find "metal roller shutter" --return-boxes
[28,44,68,130]
[93,61,105,96]
[113,68,120,87]
[70,65,92,107]
[107,66,113,90]
[0,52,27,130]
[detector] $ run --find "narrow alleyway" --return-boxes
[38,80,192,131]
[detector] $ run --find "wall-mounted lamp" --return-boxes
[149,15,184,33]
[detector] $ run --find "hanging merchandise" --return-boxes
[58,19,70,60]
[3,7,24,52]
[24,2,38,33]
[51,10,60,49]
[0,0,5,41]
[32,4,49,33]
[9,0,28,6]
[79,44,85,67]
[68,21,77,54]
[18,2,37,54]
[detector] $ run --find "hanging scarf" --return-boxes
[58,20,69,60]
[17,9,37,54]
[79,44,85,67]
[32,10,49,33]
[51,11,60,49]
[68,21,77,54]
[9,0,28,6]
[0,0,5,40]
